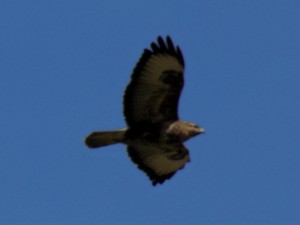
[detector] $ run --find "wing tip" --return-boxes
[150,35,184,67]
[127,145,190,186]
[151,173,176,186]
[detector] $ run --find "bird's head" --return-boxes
[181,121,205,138]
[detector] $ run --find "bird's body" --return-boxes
[85,36,204,185]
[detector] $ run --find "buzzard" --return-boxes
[85,36,205,185]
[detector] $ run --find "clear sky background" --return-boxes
[0,1,299,224]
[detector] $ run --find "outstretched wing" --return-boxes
[127,143,190,185]
[124,36,185,126]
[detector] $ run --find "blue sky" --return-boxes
[1,0,299,224]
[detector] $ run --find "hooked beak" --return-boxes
[196,127,205,134]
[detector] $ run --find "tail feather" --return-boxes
[85,129,126,148]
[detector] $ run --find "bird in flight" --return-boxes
[85,36,205,186]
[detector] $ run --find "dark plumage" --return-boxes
[85,36,205,185]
